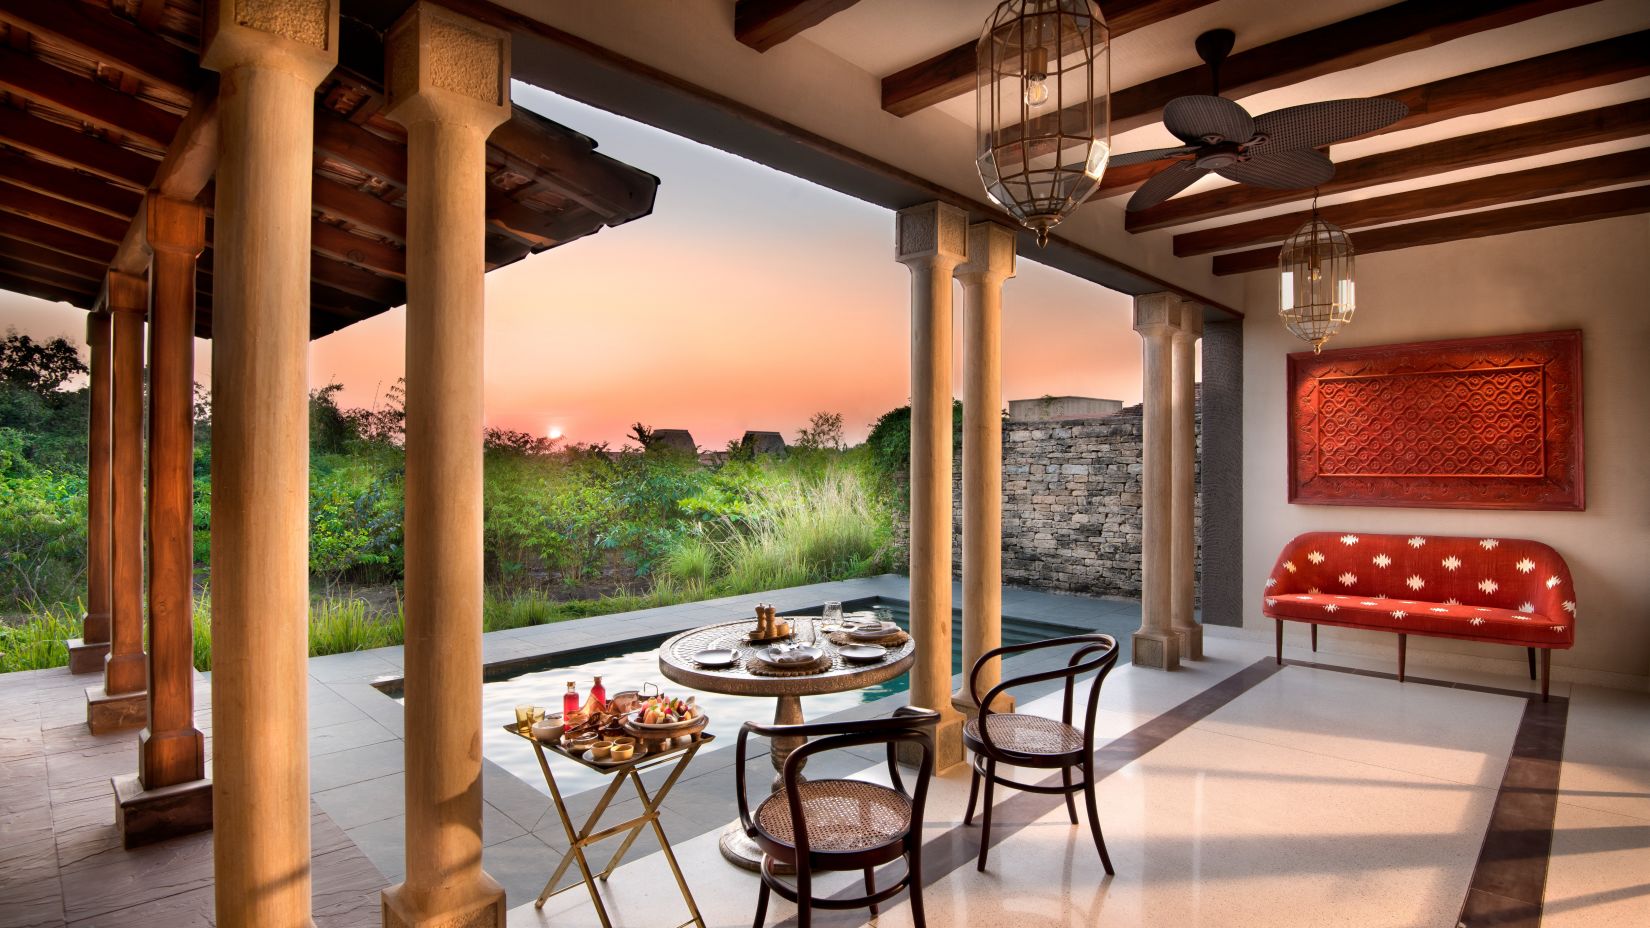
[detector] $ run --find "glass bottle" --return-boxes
[563,681,579,722]
[590,675,607,709]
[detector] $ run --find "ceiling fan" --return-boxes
[1112,29,1410,212]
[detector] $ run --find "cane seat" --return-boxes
[754,779,911,852]
[964,713,1084,758]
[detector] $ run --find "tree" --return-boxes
[0,330,85,395]
[627,421,656,451]
[795,411,845,451]
[484,428,561,456]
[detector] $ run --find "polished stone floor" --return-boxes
[3,576,1646,927]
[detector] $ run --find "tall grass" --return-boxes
[0,601,77,673]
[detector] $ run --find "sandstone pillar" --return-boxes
[201,1,338,923]
[115,195,212,848]
[86,271,148,732]
[380,5,511,926]
[953,221,1015,716]
[68,310,112,673]
[1169,301,1204,660]
[896,201,968,769]
[1131,294,1181,670]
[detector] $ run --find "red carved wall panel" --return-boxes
[1288,330,1583,510]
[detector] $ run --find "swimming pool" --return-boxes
[401,600,1085,795]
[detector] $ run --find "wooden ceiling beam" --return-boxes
[106,82,219,279]
[1127,99,1650,232]
[1095,30,1650,200]
[1211,185,1650,274]
[310,252,406,304]
[0,234,107,281]
[0,150,142,217]
[490,114,658,223]
[485,190,600,248]
[1177,148,1650,256]
[881,0,1217,117]
[0,1,200,95]
[0,105,157,188]
[0,176,128,243]
[0,45,182,149]
[0,211,117,263]
[312,175,407,243]
[0,267,95,306]
[0,254,100,291]
[315,109,407,186]
[309,219,406,280]
[736,0,864,53]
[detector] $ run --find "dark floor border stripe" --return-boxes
[1287,659,1571,928]
[776,656,1286,927]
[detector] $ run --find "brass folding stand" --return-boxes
[507,726,710,928]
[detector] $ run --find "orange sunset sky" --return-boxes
[1,83,1150,448]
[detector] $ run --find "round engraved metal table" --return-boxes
[657,618,916,871]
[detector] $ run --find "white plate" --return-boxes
[839,643,888,663]
[693,648,738,668]
[757,644,823,665]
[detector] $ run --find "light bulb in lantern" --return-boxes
[1023,45,1051,108]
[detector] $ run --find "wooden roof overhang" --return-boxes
[0,0,659,340]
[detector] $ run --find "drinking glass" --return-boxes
[872,605,893,624]
[822,601,843,625]
[514,704,534,734]
[798,614,818,647]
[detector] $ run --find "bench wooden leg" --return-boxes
[1398,634,1407,683]
[1275,619,1283,665]
[1311,624,1318,653]
[1541,648,1551,703]
[1527,647,1537,681]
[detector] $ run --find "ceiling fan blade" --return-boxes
[1126,161,1209,211]
[1163,95,1256,145]
[1215,149,1336,190]
[1108,145,1201,167]
[1251,98,1410,152]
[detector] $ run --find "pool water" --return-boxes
[427,601,1083,795]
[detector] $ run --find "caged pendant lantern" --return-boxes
[976,0,1111,247]
[1279,194,1356,353]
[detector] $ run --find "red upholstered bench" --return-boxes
[1261,532,1576,700]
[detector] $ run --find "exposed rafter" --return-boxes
[1211,185,1650,274]
[1176,149,1650,257]
[0,106,157,189]
[735,0,864,53]
[0,234,107,281]
[1094,31,1650,200]
[0,210,118,264]
[0,150,143,218]
[881,0,1218,117]
[1126,100,1650,232]
[0,176,129,243]
[0,1,199,95]
[0,44,182,148]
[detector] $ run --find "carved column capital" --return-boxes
[384,2,512,133]
[1133,291,1181,339]
[954,221,1017,284]
[201,0,339,83]
[105,271,147,317]
[145,196,207,258]
[896,201,969,268]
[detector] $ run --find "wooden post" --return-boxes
[896,201,968,770]
[1131,294,1181,670]
[86,270,148,732]
[114,195,211,848]
[200,0,338,922]
[67,310,112,673]
[381,6,511,925]
[954,221,1015,716]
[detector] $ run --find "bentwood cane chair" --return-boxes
[736,706,939,928]
[963,633,1121,874]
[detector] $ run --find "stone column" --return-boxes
[381,5,510,927]
[86,271,148,732]
[115,195,211,848]
[1131,294,1181,670]
[896,201,968,770]
[953,221,1015,716]
[1169,300,1203,660]
[200,2,337,923]
[68,310,112,673]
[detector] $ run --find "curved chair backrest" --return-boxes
[968,633,1120,760]
[736,706,940,861]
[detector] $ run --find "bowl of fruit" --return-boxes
[621,694,708,751]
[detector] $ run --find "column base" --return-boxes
[86,685,148,733]
[897,711,964,773]
[383,873,506,928]
[65,638,111,675]
[1173,624,1205,661]
[950,689,1015,718]
[1131,631,1182,671]
[113,773,212,848]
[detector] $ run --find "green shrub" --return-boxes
[0,601,76,673]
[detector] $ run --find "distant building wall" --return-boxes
[1006,396,1123,421]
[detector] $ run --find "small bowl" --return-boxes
[566,731,599,752]
[609,743,634,762]
[530,717,564,743]
[610,736,635,748]
[589,740,613,760]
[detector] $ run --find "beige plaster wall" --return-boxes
[1239,215,1650,686]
